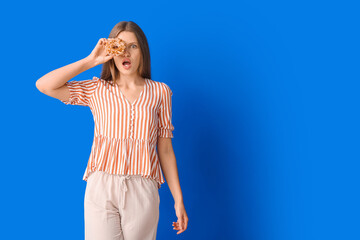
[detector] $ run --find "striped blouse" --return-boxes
[60,76,174,189]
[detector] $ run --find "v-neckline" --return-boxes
[116,79,147,105]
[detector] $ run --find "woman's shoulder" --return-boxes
[92,76,117,88]
[147,78,171,90]
[92,76,105,84]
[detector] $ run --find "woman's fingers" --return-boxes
[172,221,185,234]
[172,215,188,234]
[172,222,180,230]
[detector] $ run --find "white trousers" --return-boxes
[84,171,160,240]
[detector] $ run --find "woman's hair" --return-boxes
[100,21,151,85]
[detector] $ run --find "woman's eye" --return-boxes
[131,44,137,48]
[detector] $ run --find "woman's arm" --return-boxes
[36,56,97,92]
[158,137,188,234]
[36,38,112,93]
[158,137,183,202]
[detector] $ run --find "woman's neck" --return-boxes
[114,75,145,87]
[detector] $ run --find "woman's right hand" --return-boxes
[86,38,114,66]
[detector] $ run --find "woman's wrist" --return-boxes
[83,55,99,68]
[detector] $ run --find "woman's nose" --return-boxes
[123,49,130,57]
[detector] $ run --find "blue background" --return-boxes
[1,0,359,239]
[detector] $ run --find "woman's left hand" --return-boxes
[172,201,189,234]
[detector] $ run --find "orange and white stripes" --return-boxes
[61,76,174,189]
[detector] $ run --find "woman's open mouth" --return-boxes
[122,59,132,70]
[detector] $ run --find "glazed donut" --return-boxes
[105,38,126,56]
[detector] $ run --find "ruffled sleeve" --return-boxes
[61,76,99,106]
[158,82,175,138]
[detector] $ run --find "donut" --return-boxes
[105,38,126,56]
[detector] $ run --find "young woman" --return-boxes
[36,21,188,240]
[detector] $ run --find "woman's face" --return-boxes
[113,31,142,76]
